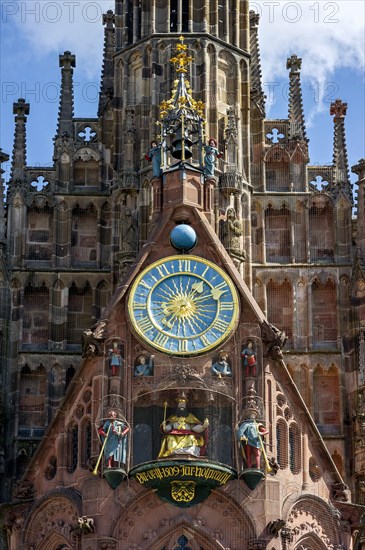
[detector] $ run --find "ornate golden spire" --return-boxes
[158,37,205,165]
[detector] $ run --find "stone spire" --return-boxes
[98,10,115,116]
[352,159,365,257]
[10,99,30,183]
[286,54,307,141]
[249,11,265,116]
[0,149,9,243]
[56,51,76,137]
[330,99,351,194]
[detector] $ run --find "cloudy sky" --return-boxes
[1,0,364,188]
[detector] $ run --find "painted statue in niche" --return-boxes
[97,409,129,468]
[158,396,209,458]
[242,340,257,377]
[211,350,232,378]
[236,419,268,469]
[203,138,222,176]
[107,341,124,376]
[134,354,154,376]
[145,140,162,177]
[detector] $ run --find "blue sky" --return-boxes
[1,1,364,191]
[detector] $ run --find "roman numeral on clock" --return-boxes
[156,264,171,277]
[220,301,234,311]
[178,259,191,272]
[200,334,210,346]
[137,316,154,332]
[133,302,146,310]
[211,319,230,334]
[155,333,169,347]
[178,339,188,352]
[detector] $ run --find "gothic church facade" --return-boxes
[0,1,365,549]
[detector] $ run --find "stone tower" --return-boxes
[1,1,365,549]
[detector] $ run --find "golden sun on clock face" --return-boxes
[128,255,239,356]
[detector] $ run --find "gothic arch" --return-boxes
[112,489,256,549]
[307,195,335,262]
[150,521,228,550]
[36,532,74,550]
[264,203,291,262]
[284,495,342,549]
[294,534,329,550]
[264,147,291,192]
[23,492,81,548]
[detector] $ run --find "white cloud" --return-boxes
[6,0,364,124]
[9,1,111,78]
[254,0,365,117]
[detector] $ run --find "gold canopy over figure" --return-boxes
[158,397,209,458]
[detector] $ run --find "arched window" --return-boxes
[67,282,92,347]
[23,283,49,348]
[309,197,335,262]
[71,204,97,266]
[289,423,301,474]
[276,419,288,469]
[267,279,293,343]
[312,279,337,348]
[73,159,99,186]
[26,202,53,262]
[313,365,340,434]
[265,148,290,191]
[265,205,290,262]
[66,424,78,473]
[80,418,92,468]
[19,365,46,430]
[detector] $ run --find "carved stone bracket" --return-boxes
[267,518,286,537]
[260,320,287,359]
[82,319,109,357]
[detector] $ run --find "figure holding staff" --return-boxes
[236,418,269,470]
[97,410,129,469]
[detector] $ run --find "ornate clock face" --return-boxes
[128,255,239,356]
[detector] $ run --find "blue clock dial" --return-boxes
[128,256,239,356]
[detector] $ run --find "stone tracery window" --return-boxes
[267,279,293,343]
[26,202,53,262]
[308,197,335,262]
[265,204,291,262]
[311,279,337,348]
[23,283,49,348]
[71,203,97,266]
[66,423,78,473]
[313,365,340,434]
[19,364,46,430]
[66,282,92,347]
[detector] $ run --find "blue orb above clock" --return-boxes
[170,224,197,251]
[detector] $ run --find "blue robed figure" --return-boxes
[98,410,129,468]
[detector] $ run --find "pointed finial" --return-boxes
[59,51,76,69]
[330,99,347,120]
[103,9,115,28]
[286,54,302,75]
[249,10,260,27]
[352,159,365,179]
[13,98,30,119]
[0,149,10,166]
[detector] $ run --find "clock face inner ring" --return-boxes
[147,273,220,339]
[128,255,239,356]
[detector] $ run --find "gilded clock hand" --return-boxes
[191,280,204,293]
[193,286,227,303]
